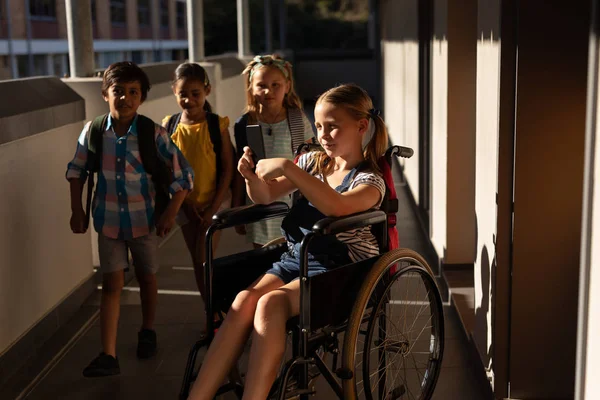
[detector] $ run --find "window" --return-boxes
[91,0,96,22]
[29,0,56,19]
[132,51,144,64]
[110,0,126,25]
[103,51,123,68]
[160,0,169,28]
[176,1,186,28]
[138,0,150,26]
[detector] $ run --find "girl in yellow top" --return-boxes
[163,63,234,301]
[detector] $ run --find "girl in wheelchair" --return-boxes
[188,83,389,400]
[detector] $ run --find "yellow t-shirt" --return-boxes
[162,115,230,209]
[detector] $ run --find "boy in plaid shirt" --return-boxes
[66,62,194,377]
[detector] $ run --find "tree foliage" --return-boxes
[202,0,369,56]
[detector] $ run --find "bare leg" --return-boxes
[242,281,300,400]
[100,271,125,357]
[181,220,204,295]
[135,269,157,330]
[188,274,285,400]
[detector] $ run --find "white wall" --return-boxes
[381,0,420,202]
[0,121,93,353]
[473,0,501,383]
[430,0,448,258]
[583,97,600,400]
[579,34,600,399]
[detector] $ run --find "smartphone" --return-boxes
[246,124,267,165]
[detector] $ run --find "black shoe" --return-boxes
[83,352,120,377]
[137,328,157,359]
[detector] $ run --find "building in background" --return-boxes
[0,0,188,79]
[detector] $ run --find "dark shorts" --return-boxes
[265,252,329,284]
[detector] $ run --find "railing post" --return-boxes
[65,0,95,77]
[237,0,251,58]
[187,0,205,61]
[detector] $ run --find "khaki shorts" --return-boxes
[98,233,159,275]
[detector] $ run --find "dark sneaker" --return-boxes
[83,352,120,377]
[137,328,157,359]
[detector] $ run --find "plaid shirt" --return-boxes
[66,114,194,240]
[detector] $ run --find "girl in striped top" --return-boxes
[232,54,315,247]
[189,83,389,400]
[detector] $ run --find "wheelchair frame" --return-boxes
[179,146,444,400]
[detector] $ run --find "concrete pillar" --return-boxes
[4,0,17,78]
[237,0,251,57]
[169,0,177,40]
[46,54,55,76]
[264,0,272,53]
[65,0,95,77]
[278,0,286,50]
[126,0,139,39]
[151,0,160,55]
[24,0,33,75]
[187,0,205,61]
[368,0,376,49]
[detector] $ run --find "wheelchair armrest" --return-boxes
[311,209,387,236]
[211,202,289,229]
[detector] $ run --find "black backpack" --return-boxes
[233,108,309,159]
[84,114,171,228]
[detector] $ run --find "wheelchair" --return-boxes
[179,145,445,400]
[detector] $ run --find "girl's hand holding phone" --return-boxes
[255,158,289,182]
[238,146,258,181]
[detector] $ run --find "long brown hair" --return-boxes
[242,54,302,123]
[312,83,389,177]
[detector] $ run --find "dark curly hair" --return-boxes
[101,61,151,101]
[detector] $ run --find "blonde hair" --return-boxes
[242,54,302,123]
[312,83,389,177]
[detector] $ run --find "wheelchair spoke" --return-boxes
[353,264,443,400]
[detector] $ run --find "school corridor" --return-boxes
[9,163,488,400]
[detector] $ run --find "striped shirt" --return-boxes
[66,114,194,240]
[297,152,386,262]
[246,112,315,245]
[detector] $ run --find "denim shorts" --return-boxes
[265,252,329,284]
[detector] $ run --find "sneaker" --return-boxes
[82,352,120,377]
[137,328,157,359]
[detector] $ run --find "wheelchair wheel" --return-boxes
[341,249,444,400]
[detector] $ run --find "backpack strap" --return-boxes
[137,114,172,220]
[287,108,307,154]
[136,115,160,176]
[87,114,108,173]
[165,113,182,136]
[206,112,223,181]
[84,114,108,228]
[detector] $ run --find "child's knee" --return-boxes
[255,291,288,320]
[136,271,156,286]
[231,290,261,317]
[102,272,124,294]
